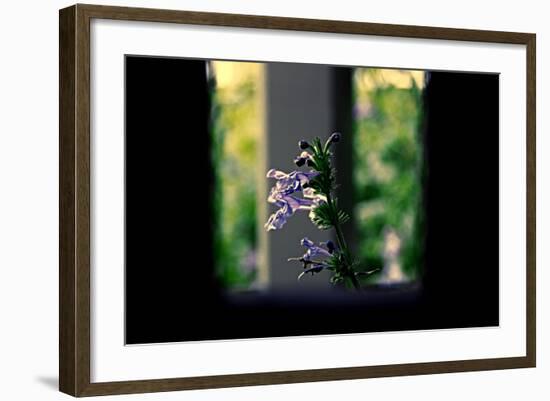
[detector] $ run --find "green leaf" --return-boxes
[355,267,381,277]
[337,210,350,225]
[309,202,333,230]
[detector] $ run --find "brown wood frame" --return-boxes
[59,3,536,397]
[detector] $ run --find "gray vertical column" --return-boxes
[332,68,355,253]
[265,63,352,293]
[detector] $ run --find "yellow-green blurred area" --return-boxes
[210,62,424,290]
[353,68,425,283]
[210,61,264,289]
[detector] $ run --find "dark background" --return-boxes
[125,56,499,344]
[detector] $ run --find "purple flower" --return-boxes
[264,169,319,231]
[291,237,337,280]
[267,169,317,188]
[301,237,332,261]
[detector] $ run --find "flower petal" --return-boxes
[300,237,332,260]
[266,169,288,179]
[264,209,287,231]
[302,187,316,198]
[264,203,296,231]
[306,246,332,260]
[293,171,318,186]
[298,263,328,280]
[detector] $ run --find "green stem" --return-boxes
[313,138,359,290]
[326,193,360,291]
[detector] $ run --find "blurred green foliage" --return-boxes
[352,69,425,282]
[209,62,263,290]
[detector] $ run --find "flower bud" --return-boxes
[299,140,310,150]
[329,132,341,143]
[294,157,306,167]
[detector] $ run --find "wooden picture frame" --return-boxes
[59,3,536,397]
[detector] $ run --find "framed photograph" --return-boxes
[59,4,536,397]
